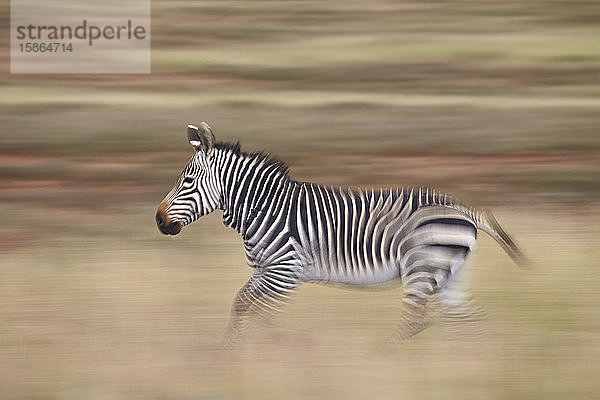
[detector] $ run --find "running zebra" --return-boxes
[156,123,526,346]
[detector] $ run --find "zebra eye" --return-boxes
[183,177,194,184]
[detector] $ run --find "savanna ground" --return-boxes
[1,1,600,399]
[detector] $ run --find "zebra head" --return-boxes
[156,123,221,235]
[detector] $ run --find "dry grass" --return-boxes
[1,207,599,400]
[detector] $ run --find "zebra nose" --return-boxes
[156,212,166,227]
[156,211,182,235]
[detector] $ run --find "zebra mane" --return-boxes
[215,141,290,178]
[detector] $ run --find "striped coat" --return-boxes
[156,123,525,346]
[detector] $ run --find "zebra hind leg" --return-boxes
[388,243,477,344]
[386,275,436,344]
[437,262,487,338]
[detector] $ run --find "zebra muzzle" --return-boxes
[156,210,182,235]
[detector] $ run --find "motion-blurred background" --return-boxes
[2,1,600,399]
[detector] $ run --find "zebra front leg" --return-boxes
[222,266,300,349]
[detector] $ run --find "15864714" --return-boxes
[18,42,73,53]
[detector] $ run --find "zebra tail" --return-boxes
[475,210,529,268]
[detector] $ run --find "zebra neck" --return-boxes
[219,150,293,237]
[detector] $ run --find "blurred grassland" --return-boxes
[1,1,600,399]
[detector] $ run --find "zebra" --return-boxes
[156,122,526,347]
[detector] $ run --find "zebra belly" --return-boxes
[302,259,401,285]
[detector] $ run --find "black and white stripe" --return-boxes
[156,123,525,346]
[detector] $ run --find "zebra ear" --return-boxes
[187,122,215,153]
